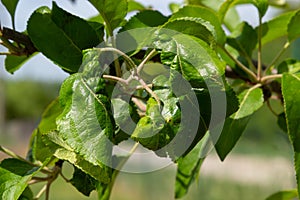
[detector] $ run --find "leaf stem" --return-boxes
[266,100,278,116]
[261,74,282,83]
[222,46,258,82]
[99,47,136,70]
[257,17,263,80]
[264,41,290,75]
[103,75,128,85]
[138,77,161,106]
[34,185,47,200]
[137,49,157,75]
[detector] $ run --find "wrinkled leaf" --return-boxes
[88,0,127,34]
[266,189,298,200]
[131,98,171,150]
[56,49,115,182]
[288,10,300,42]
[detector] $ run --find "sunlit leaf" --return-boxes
[266,189,298,200]
[88,0,127,34]
[288,10,300,42]
[166,5,226,45]
[215,87,263,160]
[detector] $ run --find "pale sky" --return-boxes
[0,0,287,82]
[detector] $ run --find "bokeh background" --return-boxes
[1,0,300,199]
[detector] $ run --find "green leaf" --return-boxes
[227,22,257,57]
[175,134,208,198]
[0,158,38,200]
[18,187,33,200]
[215,87,263,160]
[5,53,36,74]
[56,49,115,182]
[131,98,171,150]
[277,112,288,133]
[120,10,168,31]
[219,0,268,21]
[282,73,300,197]
[117,11,168,54]
[266,189,298,200]
[288,10,300,42]
[260,10,297,45]
[282,73,300,152]
[128,0,146,12]
[88,0,128,35]
[215,117,250,161]
[277,59,300,74]
[27,4,102,73]
[234,87,264,119]
[29,98,63,163]
[0,0,19,21]
[70,167,98,196]
[166,5,226,45]
[111,98,139,144]
[51,2,101,49]
[169,3,181,13]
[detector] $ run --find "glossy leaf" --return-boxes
[5,53,36,74]
[266,189,298,200]
[166,5,226,45]
[70,167,98,196]
[215,87,263,160]
[0,0,19,21]
[56,49,115,182]
[131,98,171,150]
[260,10,297,45]
[175,134,208,198]
[88,0,127,34]
[288,10,300,42]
